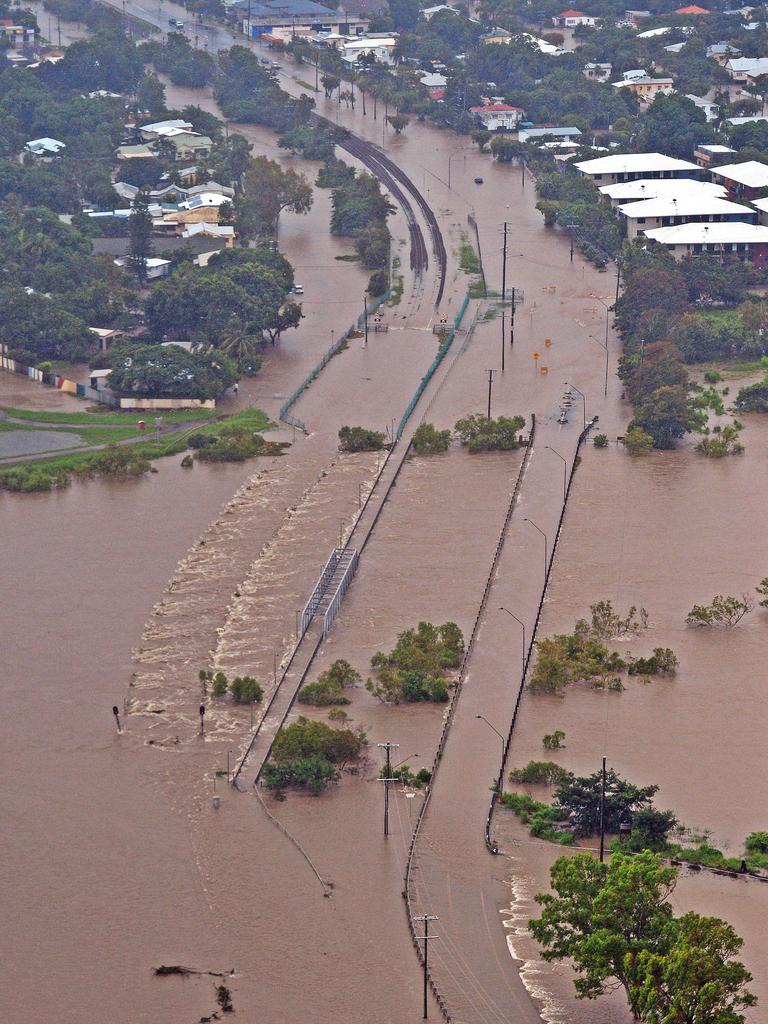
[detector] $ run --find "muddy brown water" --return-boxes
[4,14,768,1023]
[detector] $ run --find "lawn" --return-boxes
[1,405,217,425]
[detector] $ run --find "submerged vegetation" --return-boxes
[263,716,367,797]
[366,621,464,704]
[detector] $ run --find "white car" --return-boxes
[292,284,304,295]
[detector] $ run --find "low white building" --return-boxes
[710,160,768,198]
[139,119,193,140]
[643,221,768,263]
[575,152,700,185]
[518,126,582,142]
[341,33,398,65]
[686,94,719,122]
[693,143,736,167]
[420,4,458,19]
[598,177,728,206]
[552,8,598,27]
[25,137,66,158]
[583,62,612,82]
[114,256,172,279]
[725,56,768,83]
[618,194,754,240]
[469,103,525,131]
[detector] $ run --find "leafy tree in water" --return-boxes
[387,113,410,134]
[412,423,451,454]
[532,852,675,1015]
[686,594,753,627]
[229,676,263,704]
[127,189,153,284]
[454,413,526,452]
[135,74,166,117]
[107,344,238,400]
[622,426,654,456]
[554,768,660,837]
[235,155,312,239]
[531,852,754,1022]
[338,426,386,452]
[636,912,756,1024]
[632,385,705,450]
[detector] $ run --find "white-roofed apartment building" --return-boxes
[574,152,702,185]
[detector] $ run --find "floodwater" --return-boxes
[4,11,768,1024]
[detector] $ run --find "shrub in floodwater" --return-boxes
[212,672,228,697]
[412,422,451,455]
[0,464,70,492]
[338,425,386,452]
[593,433,609,448]
[542,730,565,750]
[216,984,234,1013]
[621,426,654,455]
[454,412,526,452]
[265,716,366,796]
[298,659,360,706]
[686,594,753,627]
[79,444,151,479]
[509,760,569,785]
[230,676,263,704]
[366,621,463,704]
[627,648,678,676]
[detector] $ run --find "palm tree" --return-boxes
[218,322,263,373]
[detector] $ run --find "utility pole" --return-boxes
[199,703,205,736]
[500,308,506,372]
[377,741,399,836]
[57,14,62,47]
[414,915,438,1019]
[485,369,495,419]
[599,755,607,862]
[363,294,369,346]
[112,705,122,733]
[501,221,508,301]
[510,287,516,349]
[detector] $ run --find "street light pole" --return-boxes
[475,715,505,791]
[498,606,526,671]
[524,518,548,577]
[599,755,607,862]
[363,293,369,346]
[564,381,586,430]
[501,221,508,301]
[544,445,567,503]
[501,308,506,373]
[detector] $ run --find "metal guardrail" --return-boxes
[396,293,471,440]
[483,416,598,853]
[301,549,342,635]
[401,418,536,1023]
[322,549,359,637]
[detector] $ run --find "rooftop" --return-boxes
[599,179,728,201]
[644,222,768,243]
[140,119,193,134]
[575,152,699,175]
[618,195,752,217]
[231,0,337,14]
[711,161,768,189]
[469,103,524,112]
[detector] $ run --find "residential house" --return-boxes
[469,103,525,131]
[114,256,172,279]
[674,4,710,13]
[686,94,720,122]
[725,57,768,84]
[420,4,458,19]
[574,152,701,184]
[727,115,768,127]
[636,25,671,37]
[182,223,236,247]
[612,75,675,100]
[618,193,754,240]
[419,71,447,89]
[116,143,155,160]
[642,222,768,264]
[24,137,65,159]
[583,62,612,82]
[598,177,728,206]
[139,119,193,141]
[710,160,768,199]
[693,143,736,167]
[552,9,598,27]
[167,133,213,162]
[88,327,125,352]
[518,126,582,142]
[624,10,651,26]
[341,33,398,65]
[707,42,740,64]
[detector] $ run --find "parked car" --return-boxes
[474,176,484,185]
[292,284,304,295]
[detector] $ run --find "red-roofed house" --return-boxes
[674,4,709,13]
[552,8,598,26]
[469,103,526,131]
